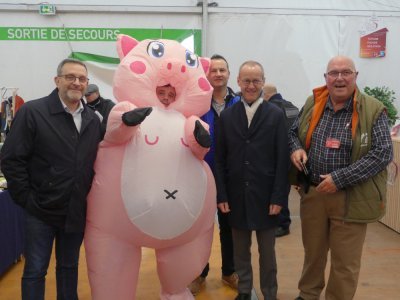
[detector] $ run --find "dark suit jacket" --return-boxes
[215,100,289,230]
[1,89,102,232]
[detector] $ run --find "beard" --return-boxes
[66,89,83,102]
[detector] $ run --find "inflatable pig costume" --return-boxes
[84,34,216,300]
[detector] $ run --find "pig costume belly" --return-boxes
[121,108,207,239]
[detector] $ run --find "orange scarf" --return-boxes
[305,85,358,150]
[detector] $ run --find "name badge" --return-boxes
[326,138,341,149]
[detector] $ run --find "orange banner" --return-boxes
[360,28,388,58]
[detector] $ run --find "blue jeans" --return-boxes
[22,212,84,300]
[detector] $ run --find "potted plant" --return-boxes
[363,86,398,127]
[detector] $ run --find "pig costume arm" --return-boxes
[103,102,138,144]
[104,104,152,145]
[184,117,211,160]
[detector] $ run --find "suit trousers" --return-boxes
[232,227,277,300]
[298,186,367,300]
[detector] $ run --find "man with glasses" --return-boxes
[1,58,102,300]
[215,61,289,300]
[289,55,393,300]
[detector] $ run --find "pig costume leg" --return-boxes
[85,146,142,299]
[157,227,213,299]
[85,227,142,299]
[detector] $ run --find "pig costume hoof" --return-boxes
[122,107,153,126]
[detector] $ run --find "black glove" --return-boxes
[194,120,212,148]
[122,107,153,126]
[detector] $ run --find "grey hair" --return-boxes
[239,60,265,80]
[56,58,87,76]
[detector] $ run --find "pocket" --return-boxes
[36,172,72,210]
[345,177,385,222]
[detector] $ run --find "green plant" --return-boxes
[364,86,398,126]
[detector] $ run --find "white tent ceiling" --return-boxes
[2,0,400,15]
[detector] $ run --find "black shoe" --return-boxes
[294,297,305,300]
[235,293,251,300]
[275,226,290,237]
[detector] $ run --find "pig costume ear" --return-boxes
[199,57,210,75]
[117,34,139,59]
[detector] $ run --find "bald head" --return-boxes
[237,60,266,104]
[326,55,356,73]
[239,60,265,80]
[263,83,277,101]
[324,55,358,107]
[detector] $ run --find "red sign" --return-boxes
[360,28,388,58]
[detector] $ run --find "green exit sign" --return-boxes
[39,4,56,15]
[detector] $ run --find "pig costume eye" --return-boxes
[147,41,165,58]
[185,50,198,68]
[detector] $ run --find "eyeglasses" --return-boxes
[241,79,264,86]
[59,74,89,84]
[325,70,357,79]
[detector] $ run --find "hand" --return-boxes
[293,185,301,191]
[316,174,338,193]
[269,204,282,215]
[194,120,212,148]
[122,107,152,126]
[290,149,308,171]
[218,202,230,213]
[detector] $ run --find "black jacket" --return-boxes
[268,93,299,130]
[87,96,115,136]
[1,89,102,232]
[215,100,289,230]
